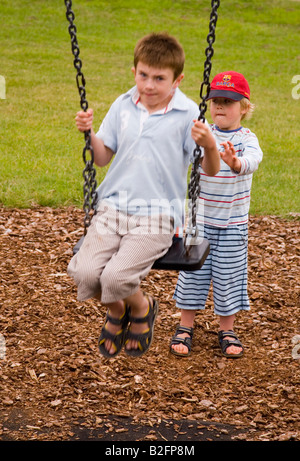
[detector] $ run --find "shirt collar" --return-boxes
[129,86,190,114]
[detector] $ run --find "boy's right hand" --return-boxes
[192,119,216,150]
[75,108,94,132]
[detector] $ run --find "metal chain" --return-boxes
[64,0,97,234]
[186,0,220,251]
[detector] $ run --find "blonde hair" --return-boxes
[133,32,185,80]
[240,97,255,120]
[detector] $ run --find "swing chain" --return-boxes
[65,0,98,233]
[198,0,220,123]
[186,0,220,252]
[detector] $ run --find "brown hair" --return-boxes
[133,32,185,80]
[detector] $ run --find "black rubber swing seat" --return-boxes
[73,235,210,271]
[152,236,210,271]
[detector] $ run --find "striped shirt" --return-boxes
[198,124,263,228]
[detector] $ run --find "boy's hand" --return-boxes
[75,108,94,132]
[220,141,241,173]
[191,120,216,150]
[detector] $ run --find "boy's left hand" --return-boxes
[220,141,241,173]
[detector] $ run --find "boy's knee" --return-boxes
[100,267,137,304]
[68,257,101,299]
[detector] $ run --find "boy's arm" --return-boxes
[191,120,220,176]
[75,109,114,167]
[220,137,263,175]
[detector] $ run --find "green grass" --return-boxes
[0,0,299,216]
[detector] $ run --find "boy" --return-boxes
[171,71,263,358]
[67,33,220,358]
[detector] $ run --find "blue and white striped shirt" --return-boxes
[198,124,263,227]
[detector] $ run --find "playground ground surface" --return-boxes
[0,207,299,442]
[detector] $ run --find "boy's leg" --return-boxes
[67,203,121,301]
[99,213,173,304]
[212,224,249,357]
[100,212,173,355]
[171,248,212,356]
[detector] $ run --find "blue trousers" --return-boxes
[174,224,250,317]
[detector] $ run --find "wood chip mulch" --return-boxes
[0,207,299,441]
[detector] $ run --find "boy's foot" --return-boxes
[218,330,244,358]
[124,295,159,357]
[170,325,194,357]
[98,303,129,358]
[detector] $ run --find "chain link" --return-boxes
[65,0,97,234]
[186,0,220,253]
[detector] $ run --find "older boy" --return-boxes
[68,33,220,358]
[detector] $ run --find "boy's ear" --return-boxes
[173,73,184,88]
[131,66,136,76]
[240,105,248,117]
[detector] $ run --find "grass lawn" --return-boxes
[0,0,299,216]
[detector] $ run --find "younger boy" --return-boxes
[171,71,263,358]
[68,33,220,358]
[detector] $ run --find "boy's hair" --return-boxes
[240,97,255,120]
[134,32,185,80]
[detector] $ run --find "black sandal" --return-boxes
[124,296,159,357]
[218,330,244,358]
[170,325,194,357]
[98,305,129,358]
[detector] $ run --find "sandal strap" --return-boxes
[171,335,192,348]
[98,323,127,358]
[106,304,129,326]
[175,325,194,338]
[218,330,239,341]
[127,295,157,324]
[218,330,244,354]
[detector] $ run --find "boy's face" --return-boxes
[210,98,247,130]
[132,61,183,113]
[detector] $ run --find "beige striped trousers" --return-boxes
[67,201,174,304]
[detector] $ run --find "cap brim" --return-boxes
[207,89,245,101]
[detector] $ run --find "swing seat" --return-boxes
[73,235,209,271]
[152,236,210,271]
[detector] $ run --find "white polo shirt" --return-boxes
[95,86,202,230]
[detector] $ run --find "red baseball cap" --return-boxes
[207,71,250,101]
